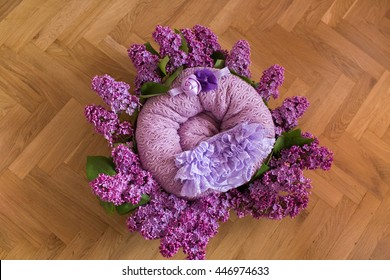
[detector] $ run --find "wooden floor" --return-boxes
[0,0,389,260]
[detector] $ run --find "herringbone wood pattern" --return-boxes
[0,0,389,260]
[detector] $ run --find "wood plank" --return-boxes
[346,71,390,139]
[326,192,381,259]
[3,0,67,52]
[33,0,96,51]
[322,73,376,141]
[321,0,358,27]
[9,99,82,178]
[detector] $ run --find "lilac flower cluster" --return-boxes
[180,28,212,67]
[127,190,230,260]
[153,25,187,73]
[127,189,187,240]
[90,145,158,206]
[160,193,230,260]
[180,25,221,67]
[272,96,310,136]
[128,25,222,87]
[91,75,139,116]
[226,163,312,221]
[257,64,285,101]
[90,173,129,205]
[226,40,251,78]
[248,165,312,219]
[226,130,333,220]
[192,25,221,55]
[270,132,334,171]
[84,105,133,146]
[128,44,162,93]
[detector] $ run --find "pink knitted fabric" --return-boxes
[136,67,275,198]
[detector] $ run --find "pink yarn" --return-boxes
[136,67,275,198]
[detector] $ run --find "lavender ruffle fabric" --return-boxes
[175,122,275,197]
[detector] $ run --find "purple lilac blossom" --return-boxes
[175,123,275,198]
[248,165,312,219]
[111,144,141,175]
[160,193,230,260]
[127,186,230,259]
[90,173,129,206]
[127,188,188,240]
[180,24,221,68]
[111,144,158,204]
[153,25,187,73]
[84,105,133,146]
[257,64,285,101]
[180,28,214,67]
[226,40,251,78]
[128,44,161,93]
[270,132,334,171]
[89,144,158,206]
[272,96,310,136]
[192,25,221,55]
[91,75,140,116]
[225,166,311,220]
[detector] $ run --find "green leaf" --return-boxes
[230,70,257,87]
[211,50,227,61]
[86,156,116,181]
[158,55,170,76]
[214,59,225,69]
[164,66,183,87]
[175,29,189,53]
[273,129,314,153]
[140,82,169,97]
[115,194,150,215]
[144,42,159,56]
[251,163,270,182]
[140,93,166,99]
[98,198,115,214]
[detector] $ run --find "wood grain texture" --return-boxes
[0,0,389,260]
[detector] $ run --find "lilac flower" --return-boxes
[127,187,230,259]
[111,144,158,204]
[257,64,285,101]
[90,173,128,206]
[180,28,214,67]
[84,105,133,146]
[249,165,312,219]
[180,24,221,68]
[127,189,188,240]
[91,75,140,116]
[226,40,251,78]
[226,165,312,220]
[272,96,309,136]
[128,44,161,93]
[270,132,334,171]
[111,144,140,175]
[153,25,187,73]
[192,25,221,55]
[159,193,229,260]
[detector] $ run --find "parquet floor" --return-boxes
[0,0,389,260]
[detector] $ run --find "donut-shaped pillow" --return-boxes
[136,67,275,199]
